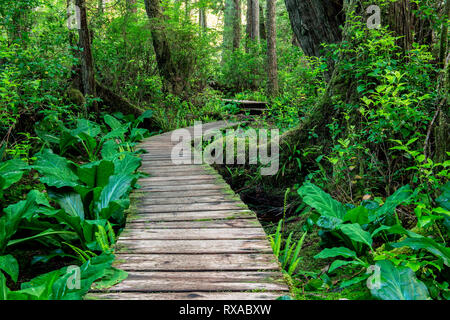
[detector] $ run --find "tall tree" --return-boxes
[259,2,266,41]
[251,0,260,43]
[199,6,207,33]
[144,0,187,95]
[246,0,253,45]
[232,0,241,50]
[266,0,278,96]
[75,0,97,113]
[284,0,344,58]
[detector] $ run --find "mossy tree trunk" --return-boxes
[75,0,98,114]
[144,0,189,95]
[266,0,278,96]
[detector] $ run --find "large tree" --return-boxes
[144,0,188,95]
[75,0,97,113]
[266,0,278,96]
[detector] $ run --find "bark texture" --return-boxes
[284,0,344,57]
[232,0,241,50]
[144,0,187,95]
[266,0,278,96]
[75,0,97,112]
[251,0,260,42]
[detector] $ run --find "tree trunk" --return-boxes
[266,0,278,96]
[232,0,241,50]
[435,0,450,163]
[251,0,260,43]
[439,0,449,68]
[277,0,361,154]
[259,2,266,41]
[245,0,253,52]
[75,0,97,113]
[144,0,187,95]
[284,0,344,57]
[199,7,207,33]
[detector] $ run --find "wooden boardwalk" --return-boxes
[87,121,290,300]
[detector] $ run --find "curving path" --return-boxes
[87,121,290,300]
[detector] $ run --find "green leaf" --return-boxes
[0,272,9,299]
[372,185,413,221]
[371,260,430,300]
[91,267,128,290]
[49,192,85,220]
[298,183,346,220]
[328,259,362,273]
[34,149,79,188]
[391,237,450,267]
[113,154,141,175]
[73,119,101,138]
[338,223,373,248]
[104,115,123,130]
[0,255,19,283]
[0,190,47,252]
[314,247,357,259]
[0,159,28,190]
[344,206,369,224]
[77,160,115,188]
[95,174,133,217]
[101,140,120,160]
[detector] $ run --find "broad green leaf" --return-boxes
[0,159,28,190]
[91,268,128,290]
[0,273,9,299]
[101,140,120,160]
[338,223,373,248]
[77,160,115,188]
[314,247,357,259]
[344,206,369,224]
[104,115,123,130]
[95,174,133,216]
[298,183,347,220]
[114,154,141,175]
[370,260,430,300]
[340,274,370,289]
[49,192,85,220]
[328,259,363,273]
[0,255,19,283]
[372,185,413,221]
[73,119,101,137]
[391,237,450,267]
[34,149,79,188]
[0,190,47,252]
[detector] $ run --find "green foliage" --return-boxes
[370,260,430,300]
[269,220,307,276]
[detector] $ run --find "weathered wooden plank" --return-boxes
[136,196,238,205]
[136,202,245,213]
[91,271,288,292]
[127,219,259,229]
[130,190,226,199]
[138,183,225,190]
[119,227,267,240]
[112,254,279,271]
[127,210,255,222]
[140,175,215,182]
[86,291,286,300]
[115,239,273,254]
[139,179,219,187]
[141,171,213,177]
